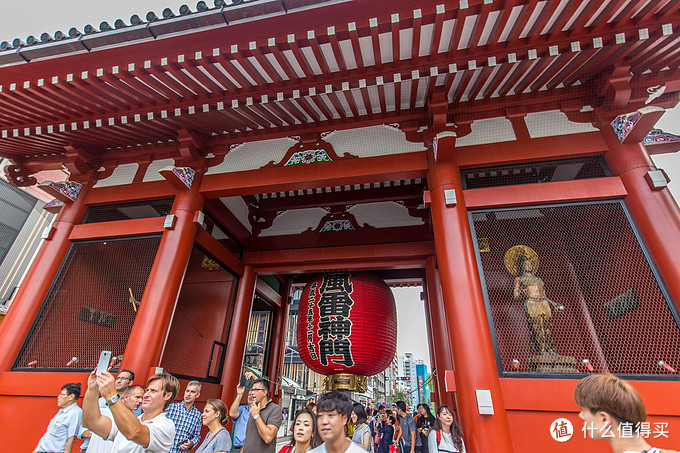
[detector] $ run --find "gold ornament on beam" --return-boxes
[323,374,368,392]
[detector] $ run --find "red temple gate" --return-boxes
[0,0,679,451]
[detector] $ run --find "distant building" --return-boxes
[415,360,430,404]
[0,159,54,312]
[401,353,418,409]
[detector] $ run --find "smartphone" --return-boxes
[96,350,112,375]
[239,375,253,388]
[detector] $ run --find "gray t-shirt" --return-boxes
[241,401,282,453]
[352,424,371,446]
[195,428,231,453]
[399,414,421,447]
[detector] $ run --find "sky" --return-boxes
[2,1,680,371]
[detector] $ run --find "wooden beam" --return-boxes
[464,177,627,209]
[85,181,176,205]
[203,198,252,247]
[200,152,428,198]
[243,241,434,273]
[456,131,608,168]
[69,217,165,240]
[194,227,245,277]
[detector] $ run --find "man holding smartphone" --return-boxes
[228,374,252,453]
[83,369,179,453]
[84,385,145,453]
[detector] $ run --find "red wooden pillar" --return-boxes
[601,133,680,308]
[427,135,514,452]
[267,283,291,405]
[119,172,204,381]
[0,183,91,373]
[220,265,257,404]
[424,256,455,410]
[422,290,438,405]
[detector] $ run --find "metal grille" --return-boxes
[160,246,237,381]
[462,158,608,189]
[15,236,161,370]
[471,202,680,377]
[82,199,173,224]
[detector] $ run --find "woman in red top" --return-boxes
[278,409,319,453]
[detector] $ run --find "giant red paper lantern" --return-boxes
[297,272,397,376]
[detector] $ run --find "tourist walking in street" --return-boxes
[428,405,465,453]
[416,404,434,453]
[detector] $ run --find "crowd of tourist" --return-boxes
[34,370,675,453]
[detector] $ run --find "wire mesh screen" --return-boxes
[15,236,161,370]
[462,158,608,189]
[160,246,236,381]
[83,199,173,223]
[471,202,680,377]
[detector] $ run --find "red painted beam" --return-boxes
[200,152,428,198]
[69,217,165,241]
[242,241,434,273]
[194,227,245,277]
[456,131,608,168]
[464,177,627,209]
[500,378,680,416]
[85,181,176,205]
[203,198,252,246]
[255,276,282,308]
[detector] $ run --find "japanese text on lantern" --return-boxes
[317,273,355,367]
[307,282,319,360]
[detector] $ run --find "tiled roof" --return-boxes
[0,0,334,66]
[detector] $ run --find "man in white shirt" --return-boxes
[83,369,179,453]
[85,385,145,453]
[310,391,367,453]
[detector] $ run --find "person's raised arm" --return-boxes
[83,370,113,439]
[229,384,246,418]
[98,371,151,447]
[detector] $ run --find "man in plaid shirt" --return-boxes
[165,381,202,452]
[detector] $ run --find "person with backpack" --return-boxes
[416,404,435,453]
[427,405,465,453]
